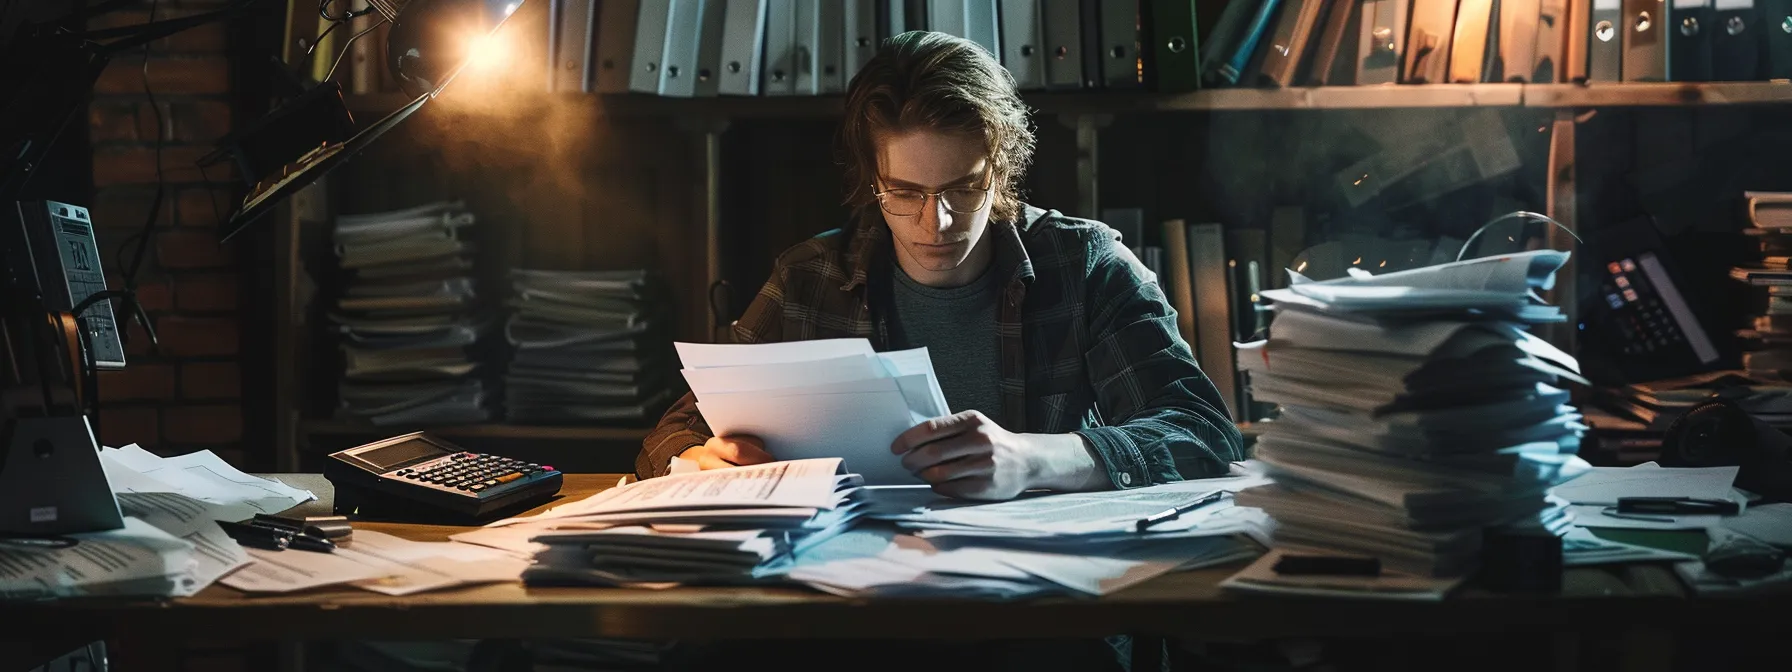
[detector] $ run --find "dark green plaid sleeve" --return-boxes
[635,272,788,479]
[1071,233,1243,486]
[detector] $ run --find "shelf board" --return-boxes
[300,420,650,442]
[343,81,1792,119]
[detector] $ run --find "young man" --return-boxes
[640,31,1242,500]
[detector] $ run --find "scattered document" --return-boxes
[1721,503,1792,548]
[1219,549,1464,601]
[223,531,528,595]
[1560,528,1699,566]
[114,492,253,594]
[1548,464,1740,505]
[100,444,316,514]
[674,339,949,484]
[0,518,198,599]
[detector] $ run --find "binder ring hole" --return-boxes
[602,59,615,70]
[772,70,786,81]
[1596,20,1616,41]
[1635,12,1652,33]
[646,62,658,73]
[698,68,711,81]
[1165,37,1186,54]
[727,61,741,74]
[1020,45,1035,56]
[667,65,680,78]
[1111,45,1128,58]
[1681,17,1699,37]
[856,37,871,47]
[1055,45,1069,59]
[825,65,837,75]
[1727,16,1747,35]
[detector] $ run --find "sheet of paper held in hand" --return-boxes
[489,458,852,527]
[674,339,947,485]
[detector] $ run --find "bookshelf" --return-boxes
[343,81,1792,117]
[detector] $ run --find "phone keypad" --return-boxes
[393,452,548,494]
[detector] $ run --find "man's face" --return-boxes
[874,128,995,287]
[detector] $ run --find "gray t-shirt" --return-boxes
[888,264,1005,428]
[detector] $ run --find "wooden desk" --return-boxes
[1,475,1772,667]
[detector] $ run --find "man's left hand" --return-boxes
[890,411,1038,500]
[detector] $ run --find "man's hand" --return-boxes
[679,435,774,471]
[891,411,1111,500]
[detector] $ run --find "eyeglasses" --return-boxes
[872,180,992,216]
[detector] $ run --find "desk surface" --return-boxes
[4,474,1769,642]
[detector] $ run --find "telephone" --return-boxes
[324,432,563,524]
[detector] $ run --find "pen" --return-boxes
[216,520,289,551]
[1615,497,1741,516]
[1134,491,1226,532]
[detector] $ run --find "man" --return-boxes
[640,31,1242,500]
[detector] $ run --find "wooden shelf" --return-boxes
[344,81,1792,118]
[300,420,650,442]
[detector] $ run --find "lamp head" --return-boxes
[387,0,521,98]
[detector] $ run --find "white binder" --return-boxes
[660,0,704,96]
[963,0,1000,58]
[999,0,1046,89]
[763,0,799,95]
[928,0,967,37]
[554,0,596,92]
[1042,0,1082,89]
[718,0,769,95]
[692,0,729,96]
[844,0,878,80]
[628,0,674,93]
[817,0,846,92]
[595,0,640,93]
[792,0,823,94]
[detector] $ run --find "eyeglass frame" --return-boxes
[871,175,995,216]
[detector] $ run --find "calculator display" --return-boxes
[349,438,447,471]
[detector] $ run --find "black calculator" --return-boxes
[324,432,563,523]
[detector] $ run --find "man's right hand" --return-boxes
[679,435,774,470]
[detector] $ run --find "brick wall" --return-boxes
[87,0,246,468]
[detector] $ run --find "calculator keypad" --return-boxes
[1601,257,1688,356]
[392,452,550,495]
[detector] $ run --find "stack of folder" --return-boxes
[1232,249,1591,577]
[1732,191,1792,384]
[502,269,674,424]
[330,201,493,426]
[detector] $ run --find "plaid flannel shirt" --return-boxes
[638,204,1243,486]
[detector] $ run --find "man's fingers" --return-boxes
[890,411,984,455]
[710,436,773,465]
[696,454,737,471]
[917,455,995,485]
[899,434,988,474]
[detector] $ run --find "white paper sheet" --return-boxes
[1721,503,1792,548]
[675,339,875,369]
[1548,465,1740,505]
[495,458,849,526]
[698,390,921,485]
[223,531,528,595]
[680,354,884,395]
[99,444,316,514]
[0,517,197,599]
[114,491,253,594]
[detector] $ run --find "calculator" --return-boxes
[1585,249,1720,381]
[324,432,563,523]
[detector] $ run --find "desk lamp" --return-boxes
[0,0,526,536]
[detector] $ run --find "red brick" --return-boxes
[98,363,176,402]
[92,145,229,186]
[88,102,163,143]
[124,318,158,356]
[181,361,240,399]
[98,407,160,447]
[156,316,239,357]
[109,274,174,312]
[174,273,239,311]
[91,187,174,232]
[163,404,243,445]
[169,100,232,142]
[87,10,229,53]
[93,56,229,96]
[155,230,235,269]
[177,188,233,228]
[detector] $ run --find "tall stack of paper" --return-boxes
[673,338,949,484]
[460,458,866,585]
[502,269,674,424]
[1231,250,1592,578]
[330,201,492,426]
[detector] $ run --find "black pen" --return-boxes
[1616,496,1741,516]
[1135,490,1226,532]
[216,520,289,551]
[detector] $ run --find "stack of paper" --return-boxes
[781,468,1272,598]
[1232,250,1591,578]
[674,338,949,484]
[459,458,867,586]
[503,269,674,424]
[330,201,493,426]
[0,444,316,599]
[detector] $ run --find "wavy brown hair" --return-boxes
[837,31,1036,223]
